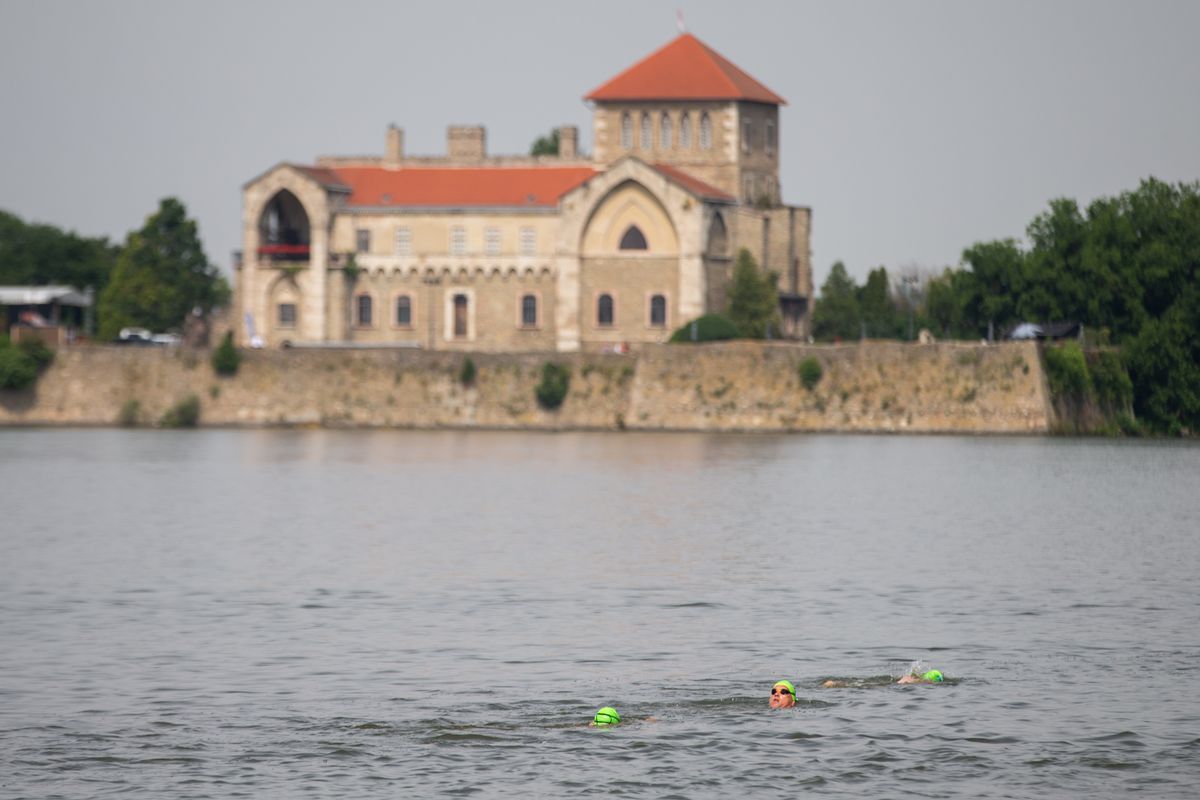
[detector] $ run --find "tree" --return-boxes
[726,248,779,338]
[858,266,900,338]
[810,261,860,341]
[529,129,560,156]
[97,198,229,339]
[0,210,117,291]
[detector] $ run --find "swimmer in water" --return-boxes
[769,680,796,708]
[821,668,945,688]
[591,706,621,727]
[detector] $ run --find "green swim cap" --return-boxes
[593,707,620,726]
[772,680,796,697]
[922,670,944,682]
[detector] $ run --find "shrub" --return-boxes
[1089,350,1133,411]
[459,357,477,387]
[160,394,200,428]
[669,313,741,343]
[212,331,241,376]
[118,399,141,426]
[0,344,37,389]
[798,357,823,391]
[535,362,570,410]
[1043,341,1090,400]
[17,337,55,369]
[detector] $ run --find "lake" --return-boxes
[1,430,1197,798]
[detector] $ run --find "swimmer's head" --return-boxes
[921,670,944,683]
[593,707,621,726]
[770,680,796,708]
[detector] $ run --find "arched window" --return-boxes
[620,113,632,149]
[597,293,614,327]
[699,112,712,150]
[659,113,672,149]
[680,113,692,149]
[619,225,648,251]
[452,293,469,339]
[395,295,412,327]
[355,294,373,327]
[520,293,538,327]
[640,113,652,150]
[649,294,667,328]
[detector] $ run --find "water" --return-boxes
[1,430,1197,798]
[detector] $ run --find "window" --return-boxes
[519,226,536,256]
[640,113,651,150]
[765,120,776,157]
[395,295,412,327]
[450,226,466,255]
[485,227,501,256]
[649,294,667,328]
[743,174,755,202]
[680,113,692,148]
[699,112,712,150]
[764,176,775,203]
[742,118,752,153]
[277,302,296,328]
[394,226,411,256]
[356,229,370,254]
[452,293,469,339]
[659,113,672,149]
[621,113,632,149]
[597,293,614,327]
[619,225,648,251]
[355,294,373,327]
[520,293,538,327]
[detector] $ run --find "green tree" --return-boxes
[529,129,560,156]
[97,198,230,339]
[726,248,779,339]
[858,266,900,338]
[810,261,860,341]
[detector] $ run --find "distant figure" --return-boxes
[769,680,796,709]
[897,669,944,685]
[822,668,945,688]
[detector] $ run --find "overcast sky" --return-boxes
[2,0,1197,289]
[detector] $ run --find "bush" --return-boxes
[17,337,55,369]
[0,344,38,389]
[669,314,741,343]
[1089,350,1133,411]
[160,394,201,428]
[212,331,241,376]
[1043,341,1090,400]
[459,357,477,387]
[535,362,570,410]
[798,357,823,391]
[118,399,141,427]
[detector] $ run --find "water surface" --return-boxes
[2,430,1197,797]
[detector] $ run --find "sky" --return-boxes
[1,0,1198,289]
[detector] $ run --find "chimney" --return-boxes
[558,125,578,159]
[447,125,486,161]
[385,125,404,165]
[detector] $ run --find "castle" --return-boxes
[236,33,811,351]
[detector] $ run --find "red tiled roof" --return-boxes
[294,166,348,189]
[323,166,599,207]
[585,34,785,105]
[651,163,735,201]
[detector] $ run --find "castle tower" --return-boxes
[584,34,785,205]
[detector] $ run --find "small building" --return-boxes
[236,34,812,351]
[0,285,93,346]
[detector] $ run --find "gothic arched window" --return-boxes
[597,293,615,327]
[699,112,712,150]
[621,113,632,149]
[640,113,652,150]
[619,225,648,250]
[680,113,692,149]
[659,113,672,149]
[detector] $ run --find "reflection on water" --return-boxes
[1,430,1198,797]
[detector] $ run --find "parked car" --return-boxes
[117,327,153,343]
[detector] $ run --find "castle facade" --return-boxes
[237,34,811,351]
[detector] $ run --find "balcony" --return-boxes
[258,243,311,262]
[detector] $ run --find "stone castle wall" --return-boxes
[0,341,1052,433]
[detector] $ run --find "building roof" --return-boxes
[312,166,600,208]
[584,33,785,105]
[0,285,92,307]
[651,163,735,201]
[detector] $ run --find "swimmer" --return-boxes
[897,669,944,685]
[769,680,796,709]
[591,706,621,727]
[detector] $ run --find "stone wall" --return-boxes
[0,341,1052,433]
